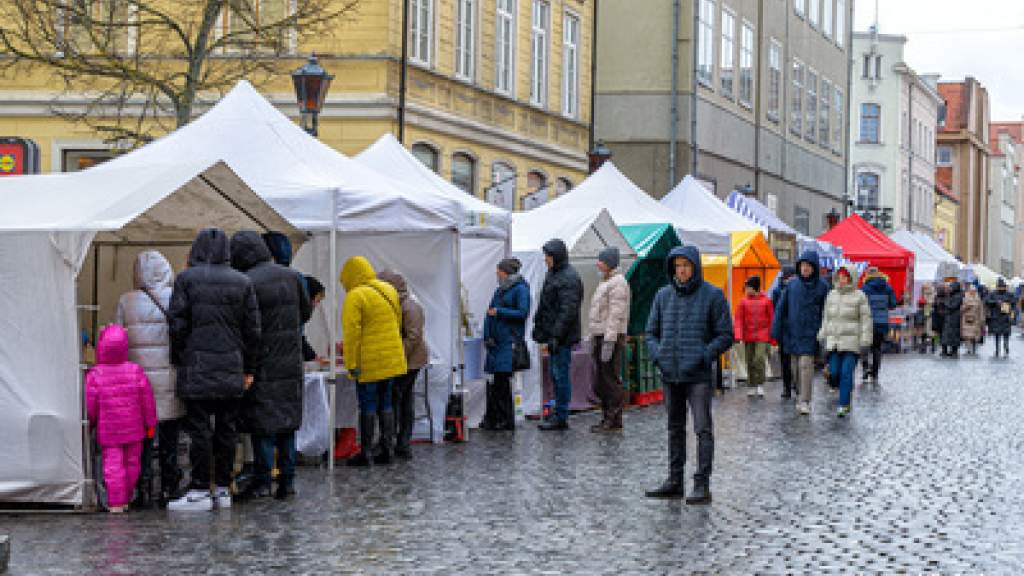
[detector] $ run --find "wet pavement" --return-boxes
[4,341,1024,575]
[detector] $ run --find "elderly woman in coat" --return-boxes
[817,264,872,417]
[960,285,984,355]
[941,281,964,357]
[481,258,531,432]
[116,250,182,504]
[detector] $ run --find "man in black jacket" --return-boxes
[167,229,261,512]
[531,239,583,431]
[230,231,312,500]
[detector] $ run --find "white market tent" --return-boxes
[891,230,962,300]
[354,133,511,335]
[0,160,299,507]
[661,175,766,235]
[965,262,1001,289]
[93,81,467,445]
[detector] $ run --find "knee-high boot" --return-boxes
[348,413,377,467]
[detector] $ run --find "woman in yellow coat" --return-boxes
[340,256,408,466]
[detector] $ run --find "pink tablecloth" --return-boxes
[541,345,599,411]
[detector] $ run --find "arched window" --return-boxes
[451,152,476,194]
[489,161,516,210]
[411,142,439,172]
[555,177,572,196]
[527,170,548,193]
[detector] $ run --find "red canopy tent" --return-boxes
[818,214,915,301]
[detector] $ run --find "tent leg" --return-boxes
[454,231,467,442]
[328,193,339,471]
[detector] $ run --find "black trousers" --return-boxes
[780,352,794,393]
[995,333,1010,353]
[392,368,421,450]
[863,328,886,377]
[484,373,515,428]
[183,399,239,489]
[664,380,714,485]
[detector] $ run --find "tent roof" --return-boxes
[725,191,798,236]
[354,133,510,239]
[619,223,680,259]
[818,214,914,267]
[92,81,463,233]
[966,262,1001,288]
[511,207,636,262]
[890,230,959,266]
[661,176,764,234]
[704,230,781,270]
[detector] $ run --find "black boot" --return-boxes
[374,411,395,465]
[645,478,686,499]
[685,481,712,505]
[348,413,377,467]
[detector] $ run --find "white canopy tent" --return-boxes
[891,230,962,300]
[93,81,467,446]
[661,175,766,236]
[354,133,511,337]
[0,160,300,507]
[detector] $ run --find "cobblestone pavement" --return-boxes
[5,344,1024,575]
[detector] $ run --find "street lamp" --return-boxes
[588,140,612,173]
[291,54,334,137]
[826,207,841,230]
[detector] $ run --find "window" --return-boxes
[409,0,433,65]
[791,60,803,136]
[522,170,549,209]
[562,12,580,118]
[874,55,883,80]
[530,0,550,106]
[451,152,476,194]
[836,0,845,46]
[495,0,516,95]
[455,0,476,80]
[768,39,781,122]
[411,142,439,172]
[937,146,953,166]
[808,0,819,27]
[556,177,572,196]
[823,0,832,38]
[833,86,843,153]
[794,205,810,235]
[59,0,137,55]
[697,0,715,86]
[819,78,831,147]
[795,0,805,17]
[739,22,754,107]
[857,172,880,209]
[806,69,817,142]
[862,54,870,79]
[860,103,881,143]
[489,162,516,210]
[62,148,113,172]
[720,8,735,98]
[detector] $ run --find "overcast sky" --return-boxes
[854,0,1024,121]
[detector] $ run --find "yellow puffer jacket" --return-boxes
[340,257,408,383]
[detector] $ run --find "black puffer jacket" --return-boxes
[531,239,583,351]
[941,282,963,347]
[985,288,1016,336]
[169,229,261,400]
[230,232,313,433]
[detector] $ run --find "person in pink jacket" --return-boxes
[86,324,158,513]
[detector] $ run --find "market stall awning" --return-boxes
[819,214,915,299]
[725,191,798,236]
[620,223,681,335]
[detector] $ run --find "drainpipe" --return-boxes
[669,0,681,190]
[843,0,855,217]
[907,77,914,231]
[589,0,599,152]
[753,0,764,200]
[398,0,409,144]
[690,0,699,178]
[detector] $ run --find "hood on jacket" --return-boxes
[188,228,231,266]
[863,267,889,285]
[832,263,861,292]
[262,231,293,267]
[133,250,173,291]
[542,239,569,269]
[665,245,703,290]
[96,324,130,365]
[230,230,273,272]
[340,256,377,292]
[796,250,821,282]
[377,269,408,300]
[948,281,962,295]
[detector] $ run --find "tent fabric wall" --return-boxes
[818,215,915,301]
[702,231,781,311]
[619,224,681,336]
[891,230,962,302]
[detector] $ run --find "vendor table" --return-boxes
[541,345,599,412]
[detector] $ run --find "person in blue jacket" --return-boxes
[772,250,829,415]
[860,267,897,383]
[481,258,531,431]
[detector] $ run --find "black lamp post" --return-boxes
[588,140,612,173]
[291,54,334,137]
[826,207,841,230]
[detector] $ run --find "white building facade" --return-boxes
[849,31,941,233]
[988,132,1019,277]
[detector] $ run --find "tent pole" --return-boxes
[328,191,339,471]
[454,230,466,442]
[726,247,734,388]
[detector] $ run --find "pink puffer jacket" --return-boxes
[86,325,158,447]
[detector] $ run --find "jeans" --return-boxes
[664,380,714,484]
[356,380,394,415]
[828,351,859,408]
[592,336,625,426]
[549,346,572,423]
[253,432,297,490]
[392,369,421,450]
[184,399,239,489]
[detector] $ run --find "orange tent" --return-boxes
[702,231,781,310]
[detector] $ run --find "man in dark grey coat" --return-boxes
[645,245,733,503]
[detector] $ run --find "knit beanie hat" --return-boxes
[598,246,620,270]
[744,276,761,292]
[497,258,521,275]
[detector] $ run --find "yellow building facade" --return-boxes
[0,0,593,207]
[934,187,959,254]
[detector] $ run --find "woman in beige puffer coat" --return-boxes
[960,285,984,354]
[818,264,872,417]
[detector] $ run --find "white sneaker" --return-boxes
[213,486,232,509]
[747,388,757,397]
[756,386,765,397]
[167,489,213,512]
[797,402,811,415]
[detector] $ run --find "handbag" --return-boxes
[512,339,531,371]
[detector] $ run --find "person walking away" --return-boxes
[229,232,312,500]
[771,266,797,398]
[920,283,937,353]
[340,257,407,466]
[734,276,773,398]
[932,284,948,355]
[940,281,963,357]
[116,250,184,507]
[818,266,872,418]
[481,258,531,432]
[86,325,158,513]
[860,267,897,383]
[960,286,984,355]
[167,229,261,511]
[772,251,829,415]
[588,247,631,432]
[645,246,733,503]
[377,270,429,458]
[531,239,584,431]
[986,278,1015,358]
[911,298,928,353]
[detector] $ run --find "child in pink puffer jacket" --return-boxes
[86,324,158,513]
